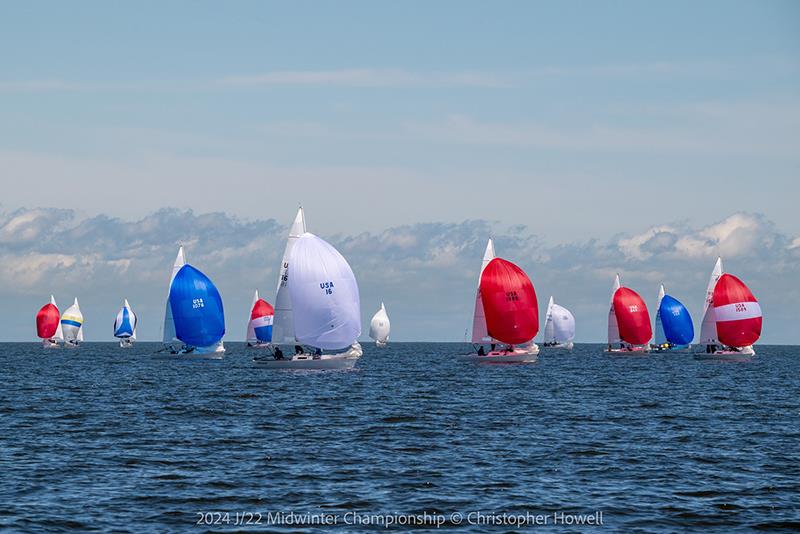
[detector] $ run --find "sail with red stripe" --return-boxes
[479,258,539,344]
[713,273,762,347]
[249,296,274,343]
[612,287,652,345]
[36,302,61,339]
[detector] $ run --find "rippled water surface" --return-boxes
[1,343,798,532]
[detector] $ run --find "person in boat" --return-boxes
[506,344,514,353]
[490,343,496,352]
[477,346,485,356]
[274,346,284,360]
[295,345,304,355]
[314,347,322,358]
[607,343,612,351]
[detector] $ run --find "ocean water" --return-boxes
[0,342,798,532]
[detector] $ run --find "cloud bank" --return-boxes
[0,209,796,343]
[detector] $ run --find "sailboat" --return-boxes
[246,289,274,348]
[369,302,390,348]
[160,246,226,357]
[464,238,539,363]
[61,298,84,348]
[541,296,575,350]
[650,284,693,352]
[254,207,362,369]
[696,257,761,358]
[114,299,137,348]
[36,295,64,348]
[605,274,651,353]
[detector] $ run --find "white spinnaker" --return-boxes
[61,298,83,342]
[288,233,361,350]
[272,207,306,345]
[471,238,496,343]
[698,257,723,345]
[246,289,259,343]
[543,296,555,343]
[654,284,666,345]
[51,295,64,341]
[550,303,576,343]
[607,274,622,345]
[369,302,390,343]
[161,246,186,345]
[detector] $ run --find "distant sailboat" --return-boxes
[61,298,84,348]
[36,295,64,348]
[464,238,539,363]
[369,302,390,348]
[650,284,693,352]
[114,299,137,348]
[254,207,362,369]
[696,257,762,358]
[161,246,226,357]
[541,296,575,350]
[605,274,651,353]
[246,289,274,348]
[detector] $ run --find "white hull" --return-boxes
[541,341,573,351]
[461,345,539,363]
[604,345,649,354]
[254,344,362,370]
[375,340,388,349]
[695,345,755,359]
[41,339,61,349]
[64,340,81,349]
[118,338,134,348]
[161,341,225,358]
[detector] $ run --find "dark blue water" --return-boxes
[1,343,798,532]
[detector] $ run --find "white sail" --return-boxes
[129,298,137,340]
[369,302,391,344]
[162,246,186,346]
[698,257,723,345]
[471,238,496,343]
[543,296,555,342]
[288,233,361,349]
[272,207,307,345]
[61,298,84,343]
[549,303,576,343]
[51,295,64,341]
[246,289,260,343]
[607,274,621,345]
[114,299,137,339]
[653,284,666,345]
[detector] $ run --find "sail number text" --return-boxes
[320,281,334,295]
[192,298,205,309]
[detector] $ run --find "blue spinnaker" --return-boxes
[169,264,225,347]
[114,307,134,337]
[659,294,694,346]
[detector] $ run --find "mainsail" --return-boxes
[471,238,496,343]
[288,233,361,350]
[607,274,622,345]
[272,207,307,345]
[479,257,538,345]
[162,246,186,346]
[698,257,723,345]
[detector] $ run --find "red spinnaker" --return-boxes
[479,258,538,344]
[613,287,652,345]
[36,303,60,339]
[251,299,274,319]
[713,273,762,347]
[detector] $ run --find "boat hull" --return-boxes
[41,339,61,349]
[254,344,362,370]
[649,344,691,353]
[461,345,539,363]
[604,345,649,354]
[694,345,755,359]
[118,338,134,348]
[541,341,574,351]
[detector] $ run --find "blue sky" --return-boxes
[0,1,798,341]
